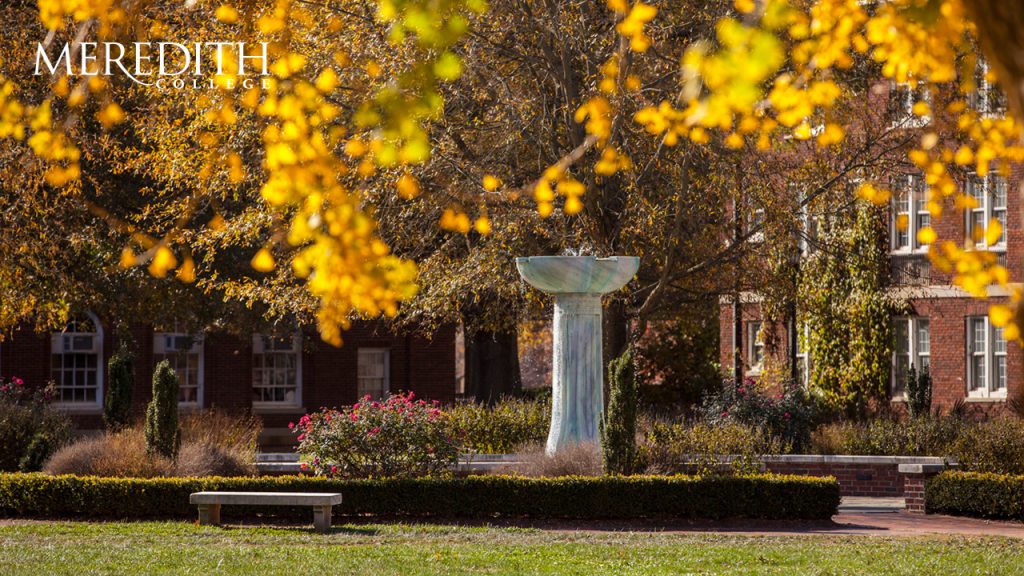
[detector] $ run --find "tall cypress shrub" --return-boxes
[104,342,135,432]
[601,348,638,475]
[145,360,180,459]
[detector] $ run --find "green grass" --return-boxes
[1,520,1022,575]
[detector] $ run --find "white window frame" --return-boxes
[889,81,930,128]
[745,321,764,374]
[967,316,1007,399]
[153,332,204,408]
[965,172,1007,251]
[891,173,929,254]
[892,316,930,400]
[252,332,302,408]
[795,322,810,388]
[970,57,1007,117]
[357,348,391,400]
[50,312,104,409]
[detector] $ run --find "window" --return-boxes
[891,173,929,253]
[50,314,103,405]
[357,348,390,399]
[795,322,810,387]
[967,316,1007,398]
[888,81,930,127]
[252,333,301,405]
[892,317,929,398]
[154,333,203,406]
[965,173,1007,249]
[969,57,1007,117]
[745,321,764,373]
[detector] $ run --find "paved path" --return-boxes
[823,496,1024,538]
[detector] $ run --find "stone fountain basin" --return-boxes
[515,256,640,294]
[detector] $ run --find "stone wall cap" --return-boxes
[762,455,947,465]
[897,463,949,474]
[190,492,342,506]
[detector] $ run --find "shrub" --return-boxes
[601,348,638,474]
[951,417,1024,474]
[445,396,549,453]
[700,378,818,451]
[145,361,180,459]
[511,443,603,477]
[809,416,962,457]
[0,472,840,520]
[639,421,782,476]
[906,364,932,419]
[104,342,134,432]
[44,409,259,478]
[179,410,261,469]
[0,377,71,472]
[926,471,1024,519]
[296,391,459,478]
[43,432,175,478]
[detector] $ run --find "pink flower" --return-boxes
[368,427,380,436]
[297,433,305,441]
[12,377,23,386]
[288,422,295,429]
[350,413,359,422]
[784,412,791,420]
[330,465,338,474]
[721,411,728,417]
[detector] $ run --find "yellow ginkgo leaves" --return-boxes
[251,248,276,272]
[215,4,239,24]
[396,173,421,199]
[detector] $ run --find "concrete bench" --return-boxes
[189,492,343,532]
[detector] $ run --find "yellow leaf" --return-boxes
[734,0,756,14]
[215,4,239,23]
[396,173,421,199]
[985,218,1003,246]
[119,248,136,269]
[96,103,125,129]
[474,216,492,235]
[251,248,275,272]
[315,68,339,93]
[148,247,178,278]
[482,175,502,192]
[176,257,196,283]
[917,226,937,245]
[912,101,930,117]
[990,304,1014,327]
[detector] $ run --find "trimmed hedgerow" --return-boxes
[0,473,839,520]
[926,471,1024,520]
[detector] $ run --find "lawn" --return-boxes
[1,520,1022,575]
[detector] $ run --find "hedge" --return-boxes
[926,471,1024,520]
[0,473,839,520]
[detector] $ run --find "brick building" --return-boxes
[719,62,1020,412]
[0,314,457,445]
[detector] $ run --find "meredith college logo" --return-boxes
[34,41,271,90]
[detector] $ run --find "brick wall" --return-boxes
[0,319,456,433]
[763,456,945,497]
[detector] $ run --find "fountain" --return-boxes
[515,255,640,454]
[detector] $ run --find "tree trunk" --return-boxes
[464,328,522,404]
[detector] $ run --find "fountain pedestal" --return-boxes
[515,256,640,454]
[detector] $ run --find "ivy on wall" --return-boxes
[800,202,899,416]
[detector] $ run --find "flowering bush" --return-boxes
[445,397,549,454]
[294,391,459,478]
[0,376,70,472]
[700,378,819,451]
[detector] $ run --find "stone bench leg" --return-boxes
[198,503,221,526]
[313,505,332,533]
